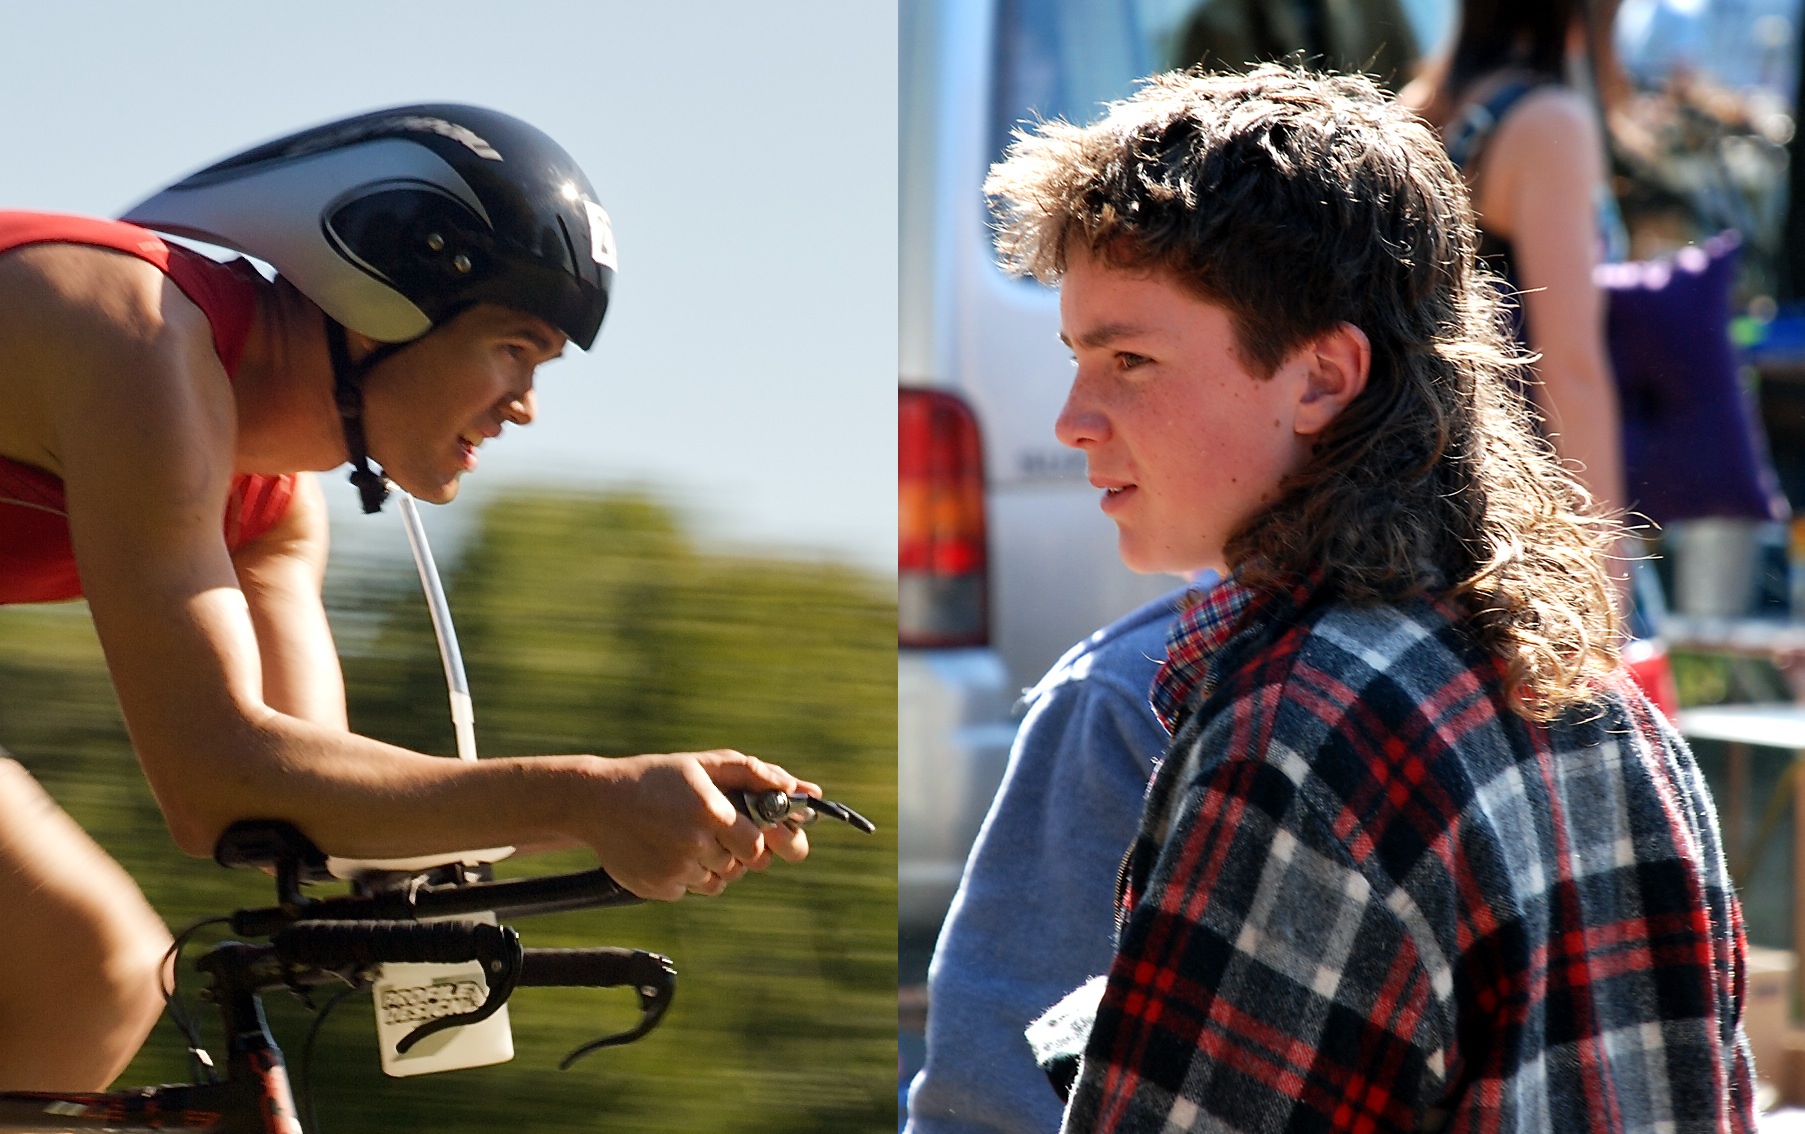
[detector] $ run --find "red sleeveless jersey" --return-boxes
[0,212,297,605]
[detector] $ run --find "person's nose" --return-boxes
[1054,369,1108,450]
[502,388,536,427]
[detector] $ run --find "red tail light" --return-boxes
[899,388,989,647]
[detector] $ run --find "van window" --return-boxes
[991,0,1202,167]
[991,0,1439,166]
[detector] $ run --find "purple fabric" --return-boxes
[1599,231,1788,523]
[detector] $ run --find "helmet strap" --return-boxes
[324,318,408,514]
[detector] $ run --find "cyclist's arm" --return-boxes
[229,440,581,844]
[230,473,346,729]
[42,253,809,897]
[56,257,580,858]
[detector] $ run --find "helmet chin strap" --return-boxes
[324,318,411,514]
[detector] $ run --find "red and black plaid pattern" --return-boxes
[1058,582,1756,1133]
[1151,579,1255,734]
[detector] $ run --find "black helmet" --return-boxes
[121,104,615,512]
[121,103,614,348]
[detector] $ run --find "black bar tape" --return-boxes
[518,948,665,989]
[273,920,509,969]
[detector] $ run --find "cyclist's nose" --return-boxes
[502,390,536,427]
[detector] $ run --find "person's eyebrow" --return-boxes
[1058,321,1154,350]
[513,323,565,355]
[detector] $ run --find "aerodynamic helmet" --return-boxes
[120,104,617,512]
[121,102,615,348]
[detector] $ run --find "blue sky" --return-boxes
[2,1,897,572]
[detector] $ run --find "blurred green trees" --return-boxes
[0,489,897,1133]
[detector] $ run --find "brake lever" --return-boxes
[392,924,524,1055]
[731,789,877,834]
[557,951,678,1069]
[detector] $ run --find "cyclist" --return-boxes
[0,105,817,1091]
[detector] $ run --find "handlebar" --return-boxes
[203,821,664,1063]
[275,920,522,1052]
[214,818,641,936]
[231,864,638,937]
[273,918,516,970]
[198,791,871,1067]
[519,947,678,1063]
[270,923,677,993]
[520,946,674,990]
[218,787,874,936]
[205,920,677,1066]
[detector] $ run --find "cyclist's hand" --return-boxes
[697,751,819,873]
[585,750,817,901]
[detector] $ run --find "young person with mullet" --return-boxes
[986,65,1753,1132]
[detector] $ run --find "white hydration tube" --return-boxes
[326,491,510,877]
[397,492,477,762]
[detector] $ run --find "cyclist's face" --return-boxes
[359,305,567,502]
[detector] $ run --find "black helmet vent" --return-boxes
[551,213,581,278]
[326,186,495,325]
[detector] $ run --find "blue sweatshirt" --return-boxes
[904,586,1192,1134]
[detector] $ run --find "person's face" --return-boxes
[1055,248,1314,576]
[359,304,568,503]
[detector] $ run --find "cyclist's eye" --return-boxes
[1117,352,1150,370]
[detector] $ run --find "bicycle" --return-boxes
[0,494,875,1132]
[0,787,872,1134]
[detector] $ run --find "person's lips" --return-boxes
[1092,476,1136,513]
[457,428,496,472]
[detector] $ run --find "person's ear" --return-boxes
[1293,321,1370,437]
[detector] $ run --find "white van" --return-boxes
[897,0,1185,932]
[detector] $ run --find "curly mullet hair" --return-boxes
[985,64,1621,721]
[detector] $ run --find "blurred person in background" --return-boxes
[1176,0,1419,88]
[0,107,817,1091]
[1401,0,1631,564]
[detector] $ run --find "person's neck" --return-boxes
[231,279,348,476]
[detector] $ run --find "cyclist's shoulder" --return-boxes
[0,218,202,349]
[0,218,229,420]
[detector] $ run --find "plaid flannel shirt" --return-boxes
[1050,576,1756,1133]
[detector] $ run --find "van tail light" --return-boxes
[899,388,989,647]
[1622,637,1681,721]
